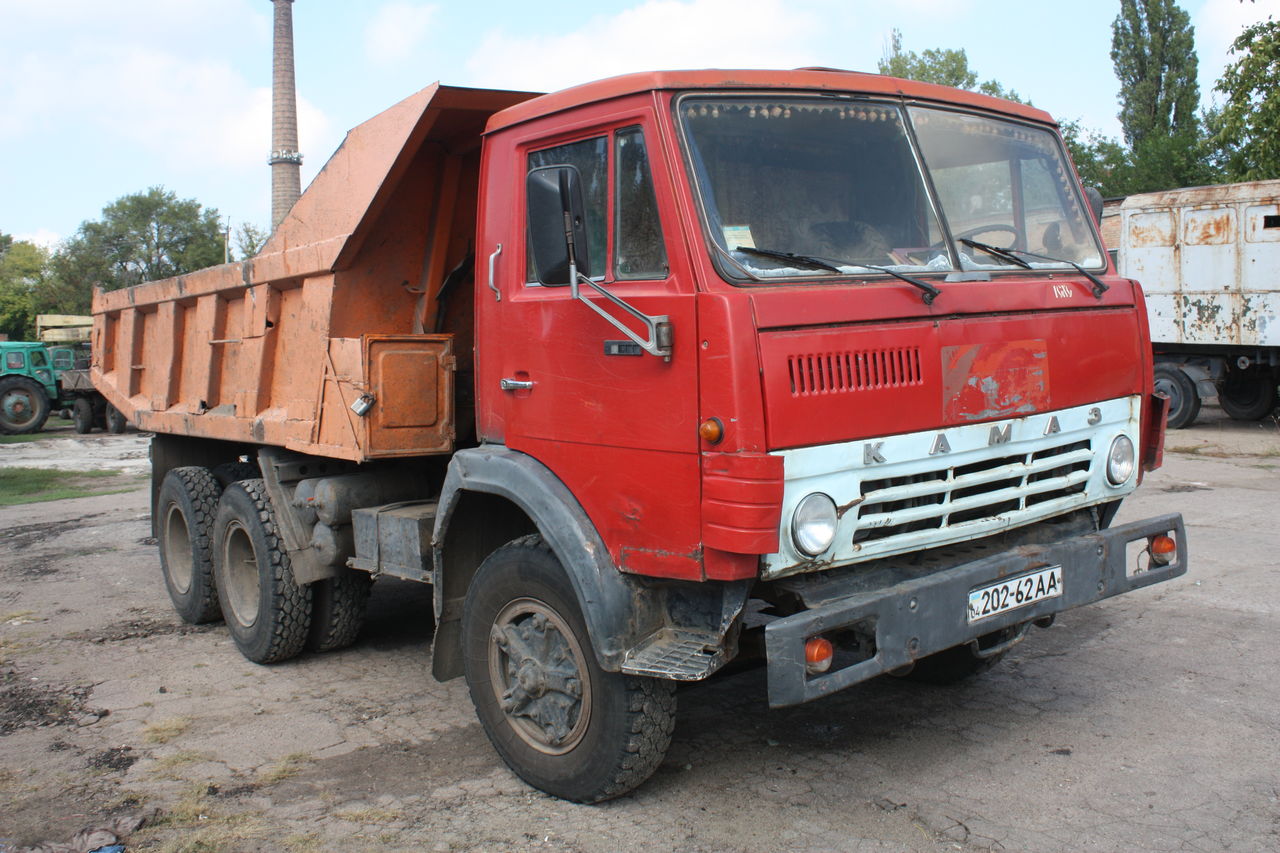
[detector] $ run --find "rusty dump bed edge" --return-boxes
[92,83,536,462]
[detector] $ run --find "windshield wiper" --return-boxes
[960,238,1033,270]
[733,245,841,273]
[993,246,1110,299]
[735,246,941,304]
[843,262,941,305]
[960,239,1109,299]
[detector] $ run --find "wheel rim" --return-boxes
[1,389,37,429]
[1154,373,1186,421]
[221,520,260,628]
[162,503,194,594]
[488,597,591,755]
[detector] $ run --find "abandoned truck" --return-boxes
[92,70,1187,802]
[1103,180,1280,428]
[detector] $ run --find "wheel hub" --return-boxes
[489,599,590,754]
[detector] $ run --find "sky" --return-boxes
[0,0,1273,249]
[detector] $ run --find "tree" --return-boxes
[878,30,1027,103]
[235,223,269,260]
[1102,0,1219,194]
[1060,122,1134,197]
[0,234,47,340]
[42,187,224,314]
[1111,0,1200,146]
[1212,18,1280,181]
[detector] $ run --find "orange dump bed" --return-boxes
[92,84,535,462]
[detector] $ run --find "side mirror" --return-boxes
[526,165,592,286]
[1084,185,1104,226]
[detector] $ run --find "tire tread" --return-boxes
[215,478,311,664]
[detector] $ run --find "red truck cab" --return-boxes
[457,68,1184,790]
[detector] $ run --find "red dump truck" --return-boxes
[93,70,1186,802]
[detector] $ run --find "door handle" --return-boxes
[500,378,533,392]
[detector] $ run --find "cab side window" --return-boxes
[526,125,668,283]
[528,137,608,280]
[615,127,668,280]
[5,352,24,370]
[30,350,48,368]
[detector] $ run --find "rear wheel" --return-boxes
[157,467,224,624]
[0,376,51,435]
[105,404,127,434]
[213,479,312,664]
[1154,364,1200,429]
[1219,366,1278,421]
[462,535,675,802]
[308,569,373,652]
[72,397,94,434]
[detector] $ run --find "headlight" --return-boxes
[1106,435,1135,485]
[792,492,837,556]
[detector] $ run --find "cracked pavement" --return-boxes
[0,411,1277,851]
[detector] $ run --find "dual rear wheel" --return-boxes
[155,467,370,664]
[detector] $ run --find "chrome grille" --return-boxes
[855,439,1093,544]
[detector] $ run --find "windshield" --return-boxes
[678,95,1103,283]
[910,107,1103,271]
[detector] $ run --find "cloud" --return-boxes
[364,2,439,66]
[464,0,823,92]
[13,229,62,250]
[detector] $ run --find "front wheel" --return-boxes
[461,535,675,803]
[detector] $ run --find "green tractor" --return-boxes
[0,341,59,434]
[0,341,125,435]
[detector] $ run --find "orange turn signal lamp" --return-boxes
[698,417,724,444]
[1149,534,1177,566]
[805,636,834,675]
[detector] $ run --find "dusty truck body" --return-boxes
[1105,180,1280,427]
[93,70,1186,802]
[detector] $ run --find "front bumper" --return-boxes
[764,512,1186,707]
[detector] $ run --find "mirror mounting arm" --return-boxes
[569,258,673,362]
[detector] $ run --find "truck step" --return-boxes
[621,629,724,681]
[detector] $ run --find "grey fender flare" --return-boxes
[431,445,646,676]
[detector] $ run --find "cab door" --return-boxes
[487,111,704,579]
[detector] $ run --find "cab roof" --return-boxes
[485,68,1055,134]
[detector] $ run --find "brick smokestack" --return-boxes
[269,0,301,230]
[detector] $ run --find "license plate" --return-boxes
[967,566,1063,624]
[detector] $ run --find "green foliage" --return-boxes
[42,187,224,314]
[0,235,47,340]
[1111,0,1200,146]
[878,30,1028,104]
[1063,0,1220,198]
[234,222,268,260]
[1060,122,1132,197]
[1212,18,1280,181]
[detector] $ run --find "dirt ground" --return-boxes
[1,412,1277,852]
